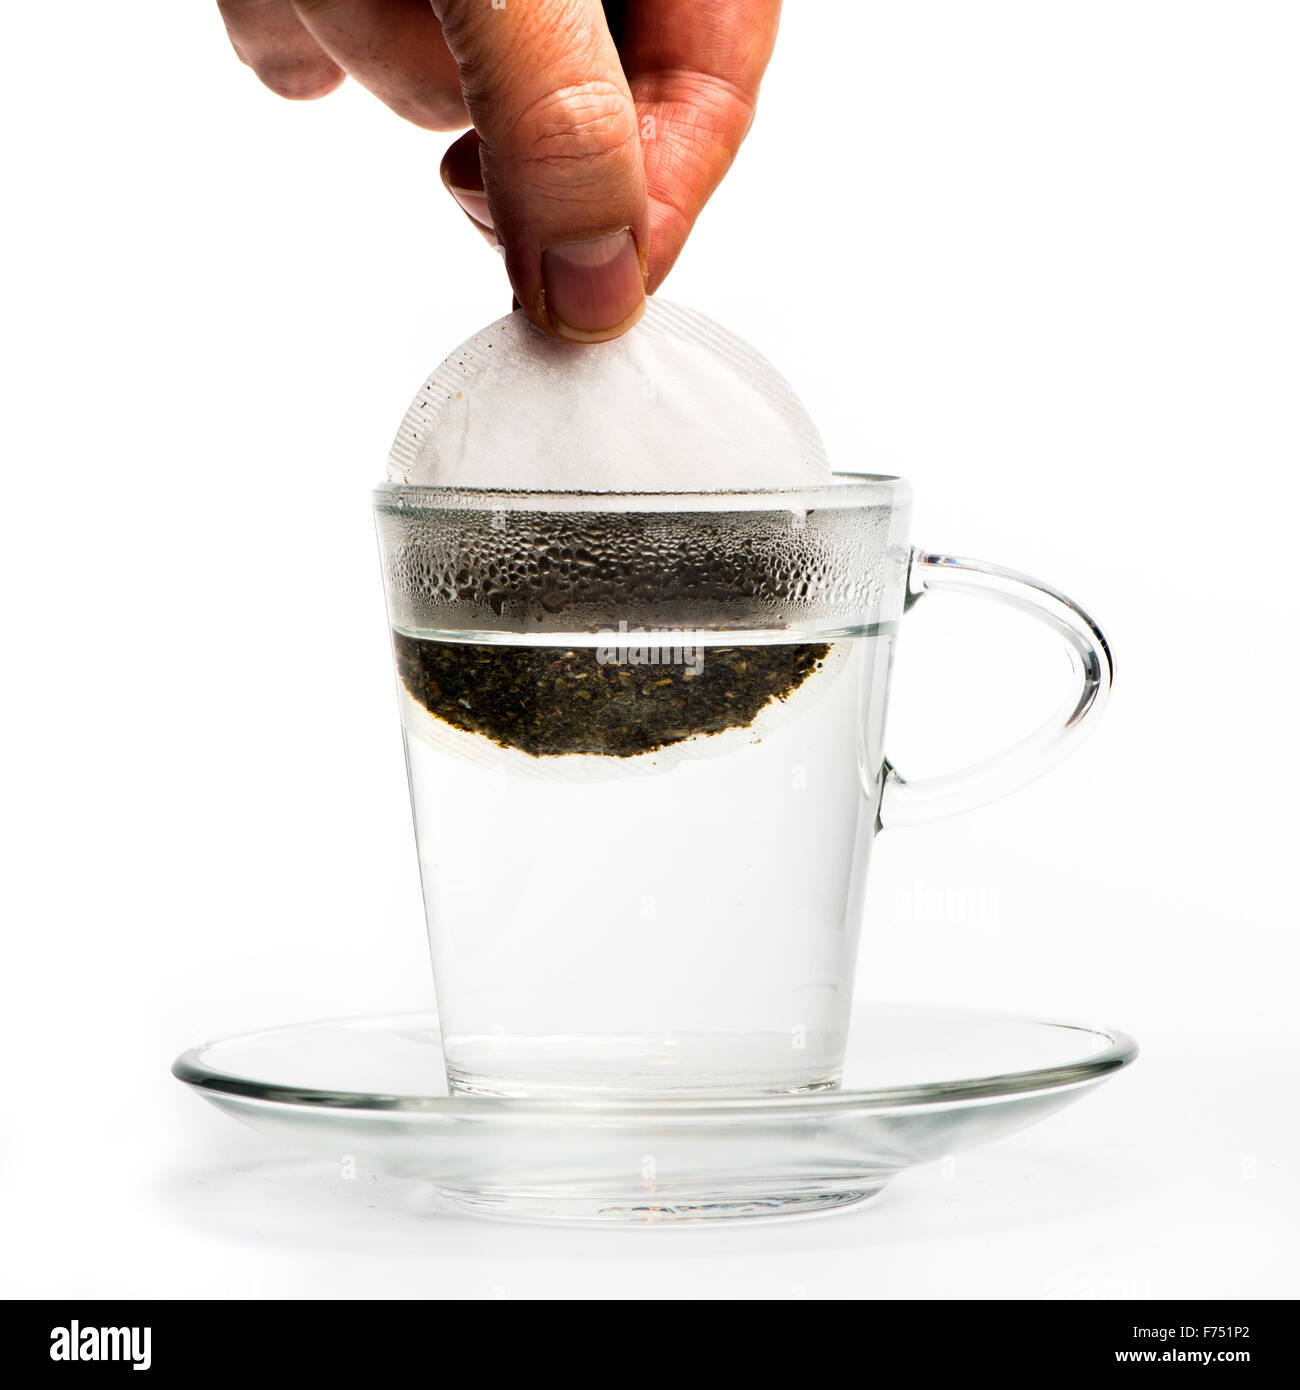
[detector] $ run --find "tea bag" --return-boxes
[387,299,832,490]
[395,639,850,783]
[385,299,845,768]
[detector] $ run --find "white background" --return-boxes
[3,2,1297,1298]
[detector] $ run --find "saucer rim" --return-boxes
[171,1004,1138,1118]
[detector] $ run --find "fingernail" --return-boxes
[542,229,646,342]
[446,184,493,229]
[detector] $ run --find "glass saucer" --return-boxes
[172,1004,1136,1225]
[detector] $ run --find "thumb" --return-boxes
[433,0,648,342]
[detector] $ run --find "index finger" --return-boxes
[617,0,783,290]
[217,0,344,100]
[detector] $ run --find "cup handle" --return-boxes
[878,549,1114,830]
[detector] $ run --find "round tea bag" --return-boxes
[387,299,832,490]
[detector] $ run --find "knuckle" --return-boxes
[505,81,639,176]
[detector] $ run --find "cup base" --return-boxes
[442,1029,845,1099]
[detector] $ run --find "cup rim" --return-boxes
[373,471,909,514]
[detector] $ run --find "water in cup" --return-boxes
[394,621,896,1097]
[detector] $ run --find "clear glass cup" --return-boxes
[374,475,1111,1098]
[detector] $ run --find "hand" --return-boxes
[217,1,782,341]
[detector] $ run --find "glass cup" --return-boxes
[374,476,1111,1097]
